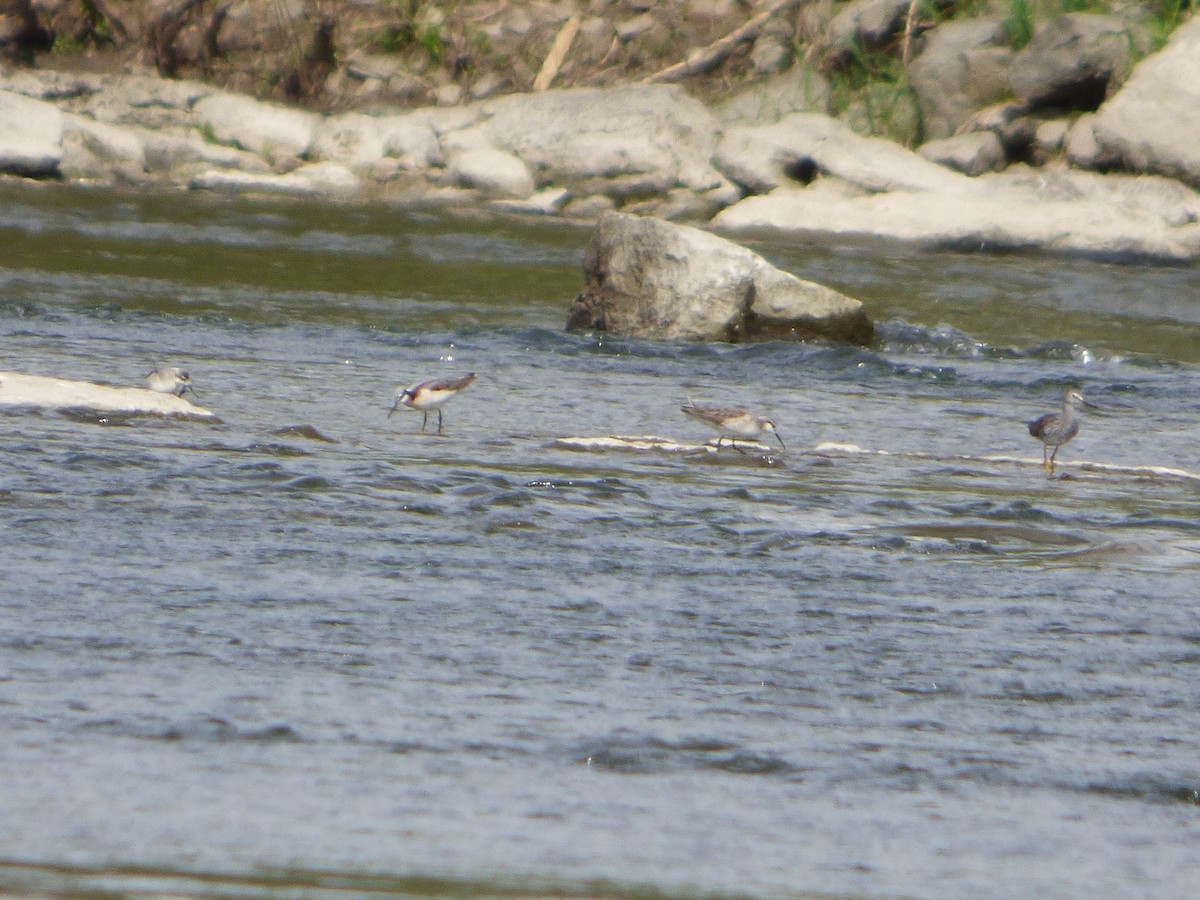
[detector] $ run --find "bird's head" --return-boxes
[1067,388,1099,410]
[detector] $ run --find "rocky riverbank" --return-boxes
[1,2,1199,264]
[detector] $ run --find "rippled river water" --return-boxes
[2,183,1198,899]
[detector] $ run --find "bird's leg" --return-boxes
[731,440,748,456]
[420,410,429,432]
[1049,446,1059,475]
[437,409,445,435]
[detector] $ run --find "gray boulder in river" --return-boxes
[566,212,873,345]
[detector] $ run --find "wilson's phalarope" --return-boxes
[389,373,476,433]
[681,402,785,452]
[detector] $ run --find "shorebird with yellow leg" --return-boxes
[1027,386,1099,476]
[681,401,785,453]
[389,373,476,434]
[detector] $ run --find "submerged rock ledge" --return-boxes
[2,14,1200,262]
[0,370,218,420]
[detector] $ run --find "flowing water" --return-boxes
[1,183,1198,900]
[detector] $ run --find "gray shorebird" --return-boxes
[681,402,785,452]
[389,372,476,433]
[146,366,198,400]
[1027,386,1098,476]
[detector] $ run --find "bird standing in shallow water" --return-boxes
[389,373,476,434]
[1027,386,1098,476]
[681,402,785,452]
[146,366,198,400]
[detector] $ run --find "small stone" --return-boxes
[563,194,616,218]
[491,187,571,215]
[918,132,1005,177]
[435,83,464,106]
[470,72,505,100]
[750,36,792,76]
[1036,120,1069,148]
[617,13,656,41]
[449,147,535,199]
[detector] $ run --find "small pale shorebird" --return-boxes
[146,366,198,400]
[389,372,476,434]
[1027,386,1099,475]
[681,402,785,452]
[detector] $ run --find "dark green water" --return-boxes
[1,183,1198,899]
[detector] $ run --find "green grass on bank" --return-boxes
[819,0,1190,146]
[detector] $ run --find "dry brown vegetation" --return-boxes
[1,1,833,109]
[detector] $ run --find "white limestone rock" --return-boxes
[1092,15,1200,188]
[449,147,535,199]
[192,91,321,164]
[188,162,360,199]
[717,112,974,196]
[61,114,147,180]
[0,90,63,177]
[443,85,730,201]
[0,371,218,420]
[491,187,571,215]
[1065,113,1121,171]
[713,168,1200,262]
[77,74,212,131]
[142,127,270,175]
[917,132,1005,177]
[312,110,441,170]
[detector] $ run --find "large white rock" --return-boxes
[566,212,872,343]
[192,91,321,163]
[61,114,147,180]
[77,73,212,130]
[0,371,218,419]
[716,112,975,196]
[449,147,534,199]
[312,110,440,170]
[1092,15,1200,188]
[189,161,360,199]
[444,85,729,199]
[141,127,270,174]
[0,90,63,177]
[713,168,1200,262]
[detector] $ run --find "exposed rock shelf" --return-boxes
[0,370,219,420]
